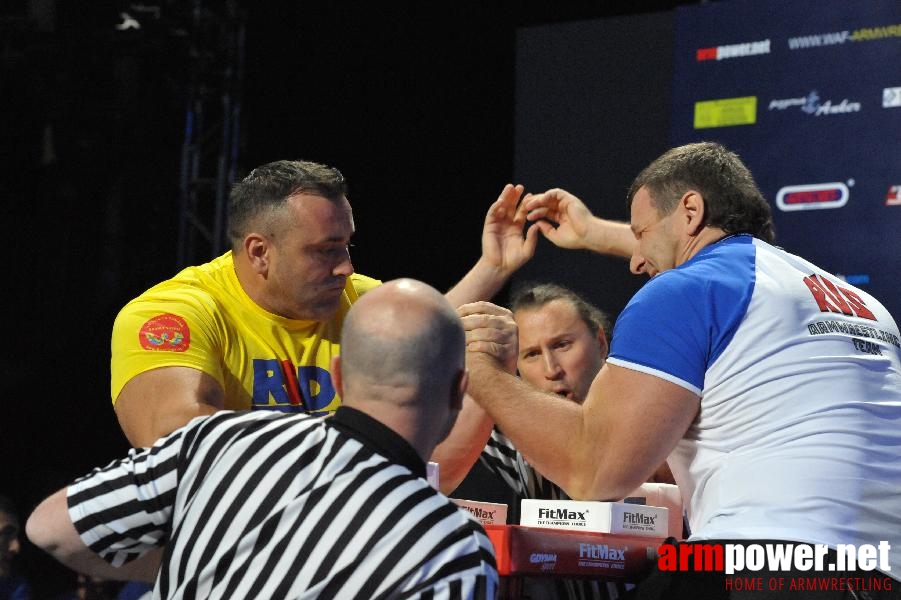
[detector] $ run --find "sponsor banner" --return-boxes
[694,96,757,129]
[671,0,901,318]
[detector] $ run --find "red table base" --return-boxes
[486,524,665,581]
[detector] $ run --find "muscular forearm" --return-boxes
[430,396,495,494]
[463,355,613,499]
[60,546,163,583]
[445,258,514,308]
[27,489,162,582]
[582,218,636,258]
[465,355,679,501]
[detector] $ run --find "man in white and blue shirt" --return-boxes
[460,142,901,598]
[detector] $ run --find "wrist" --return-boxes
[466,350,504,376]
[471,257,513,290]
[464,353,506,403]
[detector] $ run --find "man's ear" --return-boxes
[243,233,270,275]
[450,369,468,411]
[680,191,707,236]
[331,356,344,397]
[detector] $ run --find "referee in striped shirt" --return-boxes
[27,278,498,599]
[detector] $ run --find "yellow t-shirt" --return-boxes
[110,252,381,414]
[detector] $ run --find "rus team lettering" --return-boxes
[802,274,876,321]
[252,359,336,412]
[807,320,900,348]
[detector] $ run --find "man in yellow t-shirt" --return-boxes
[111,254,381,417]
[112,159,536,449]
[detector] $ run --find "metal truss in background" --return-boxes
[177,0,245,268]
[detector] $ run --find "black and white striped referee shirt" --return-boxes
[67,407,498,599]
[480,427,569,506]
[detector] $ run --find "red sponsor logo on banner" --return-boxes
[886,185,901,206]
[139,313,190,351]
[776,182,849,212]
[696,47,718,61]
[695,39,770,61]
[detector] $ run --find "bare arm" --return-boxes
[461,315,698,500]
[27,489,164,582]
[430,397,494,494]
[436,183,535,493]
[432,302,519,494]
[114,367,224,447]
[522,188,636,259]
[444,184,539,308]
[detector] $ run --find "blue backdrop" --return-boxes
[669,0,901,317]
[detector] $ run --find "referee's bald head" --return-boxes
[339,279,466,407]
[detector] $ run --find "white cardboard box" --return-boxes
[520,499,667,537]
[451,499,508,526]
[621,482,683,539]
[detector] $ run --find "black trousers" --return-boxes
[629,539,899,600]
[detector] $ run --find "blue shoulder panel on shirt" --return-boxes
[608,236,757,392]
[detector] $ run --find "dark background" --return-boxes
[2,1,696,595]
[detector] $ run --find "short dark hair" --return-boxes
[227,160,348,249]
[510,282,611,343]
[627,142,775,243]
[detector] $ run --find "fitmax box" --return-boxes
[452,499,508,526]
[520,499,667,537]
[623,482,683,539]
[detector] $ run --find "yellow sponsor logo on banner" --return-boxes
[694,96,757,129]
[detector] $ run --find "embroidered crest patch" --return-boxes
[139,313,190,351]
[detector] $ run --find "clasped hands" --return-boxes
[457,301,518,374]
